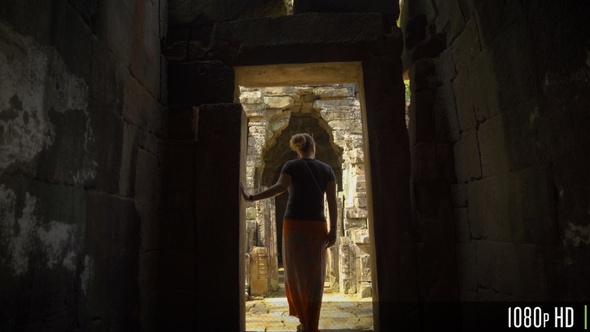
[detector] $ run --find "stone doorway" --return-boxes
[159,7,418,330]
[237,63,375,330]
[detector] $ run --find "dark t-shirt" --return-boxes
[281,158,336,221]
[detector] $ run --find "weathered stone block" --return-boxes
[350,228,370,244]
[211,13,388,65]
[167,60,234,108]
[124,74,163,135]
[195,103,243,331]
[345,207,368,219]
[51,1,94,79]
[159,209,197,250]
[239,91,262,104]
[249,246,269,296]
[139,251,158,330]
[501,100,540,171]
[314,98,357,109]
[344,218,367,231]
[135,148,161,208]
[455,242,476,292]
[476,241,547,300]
[294,0,400,23]
[450,17,480,72]
[118,122,139,197]
[139,130,163,157]
[169,0,287,24]
[468,166,557,245]
[438,83,461,142]
[319,106,359,121]
[453,130,481,183]
[477,114,508,178]
[417,216,458,301]
[90,42,126,115]
[413,182,453,220]
[435,49,457,83]
[96,0,133,66]
[467,176,511,241]
[467,50,500,123]
[410,59,439,92]
[37,106,100,188]
[353,196,367,209]
[160,55,168,110]
[411,143,454,182]
[157,250,197,290]
[454,207,470,243]
[313,87,350,98]
[328,119,362,133]
[451,183,467,207]
[452,69,477,133]
[355,250,371,283]
[412,89,436,143]
[339,237,356,294]
[246,207,257,220]
[137,206,161,252]
[128,0,162,99]
[349,148,364,163]
[162,140,196,209]
[508,167,558,245]
[479,22,536,113]
[411,143,436,182]
[156,251,198,329]
[269,117,289,132]
[434,0,466,45]
[88,253,140,330]
[168,107,197,140]
[474,0,525,48]
[262,86,297,95]
[86,192,140,257]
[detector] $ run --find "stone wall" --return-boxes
[0,0,166,330]
[402,0,590,302]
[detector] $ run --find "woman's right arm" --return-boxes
[241,173,291,202]
[325,180,338,248]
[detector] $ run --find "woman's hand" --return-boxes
[326,228,337,248]
[240,183,250,201]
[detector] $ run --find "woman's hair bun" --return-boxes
[290,133,313,153]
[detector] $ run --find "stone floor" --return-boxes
[246,271,374,332]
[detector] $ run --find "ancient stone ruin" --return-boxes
[1,0,589,331]
[241,84,372,298]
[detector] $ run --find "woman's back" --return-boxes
[281,158,335,221]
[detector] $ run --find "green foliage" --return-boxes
[404,79,411,103]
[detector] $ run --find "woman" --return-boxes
[241,133,337,332]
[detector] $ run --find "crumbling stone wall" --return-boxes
[402,0,590,303]
[0,0,166,330]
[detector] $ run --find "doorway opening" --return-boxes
[237,63,375,331]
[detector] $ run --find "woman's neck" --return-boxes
[299,152,315,159]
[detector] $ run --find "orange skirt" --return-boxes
[282,218,328,332]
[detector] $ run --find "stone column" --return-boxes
[195,103,244,331]
[362,54,419,330]
[256,193,279,292]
